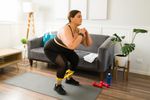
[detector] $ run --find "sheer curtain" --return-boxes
[0,0,19,22]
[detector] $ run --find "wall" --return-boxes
[0,23,13,48]
[0,0,26,49]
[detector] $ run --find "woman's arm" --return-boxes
[81,30,93,47]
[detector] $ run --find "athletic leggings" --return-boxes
[44,39,79,79]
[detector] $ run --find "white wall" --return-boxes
[0,0,26,49]
[107,0,150,26]
[0,0,150,75]
[0,23,13,48]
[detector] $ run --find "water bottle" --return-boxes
[106,72,112,86]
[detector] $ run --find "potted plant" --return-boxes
[21,38,28,60]
[111,28,148,66]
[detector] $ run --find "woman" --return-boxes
[44,10,93,95]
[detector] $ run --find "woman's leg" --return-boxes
[44,49,68,95]
[66,51,79,72]
[55,54,68,85]
[51,54,68,95]
[64,52,80,85]
[44,49,68,81]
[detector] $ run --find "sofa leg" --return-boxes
[99,72,104,80]
[29,59,33,67]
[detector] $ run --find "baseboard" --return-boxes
[130,70,150,76]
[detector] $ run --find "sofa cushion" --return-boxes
[75,50,98,71]
[76,34,109,53]
[75,50,90,57]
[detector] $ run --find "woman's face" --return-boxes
[71,12,82,26]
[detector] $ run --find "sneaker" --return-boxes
[54,84,67,95]
[65,77,80,86]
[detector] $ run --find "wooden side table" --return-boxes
[0,49,22,70]
[113,60,130,81]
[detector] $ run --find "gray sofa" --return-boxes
[27,34,114,79]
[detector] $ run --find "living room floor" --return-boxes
[0,61,150,100]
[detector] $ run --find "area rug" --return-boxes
[4,72,101,100]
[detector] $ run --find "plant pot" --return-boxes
[115,54,128,67]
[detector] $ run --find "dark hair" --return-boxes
[68,10,81,22]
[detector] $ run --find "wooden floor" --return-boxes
[0,62,150,100]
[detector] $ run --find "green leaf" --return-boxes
[121,43,135,56]
[112,33,124,43]
[121,36,125,39]
[133,29,148,34]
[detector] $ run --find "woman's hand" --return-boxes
[79,28,89,42]
[79,28,93,46]
[79,28,87,37]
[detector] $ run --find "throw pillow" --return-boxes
[42,32,56,46]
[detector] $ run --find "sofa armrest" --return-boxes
[27,37,43,50]
[27,37,43,59]
[97,36,114,72]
